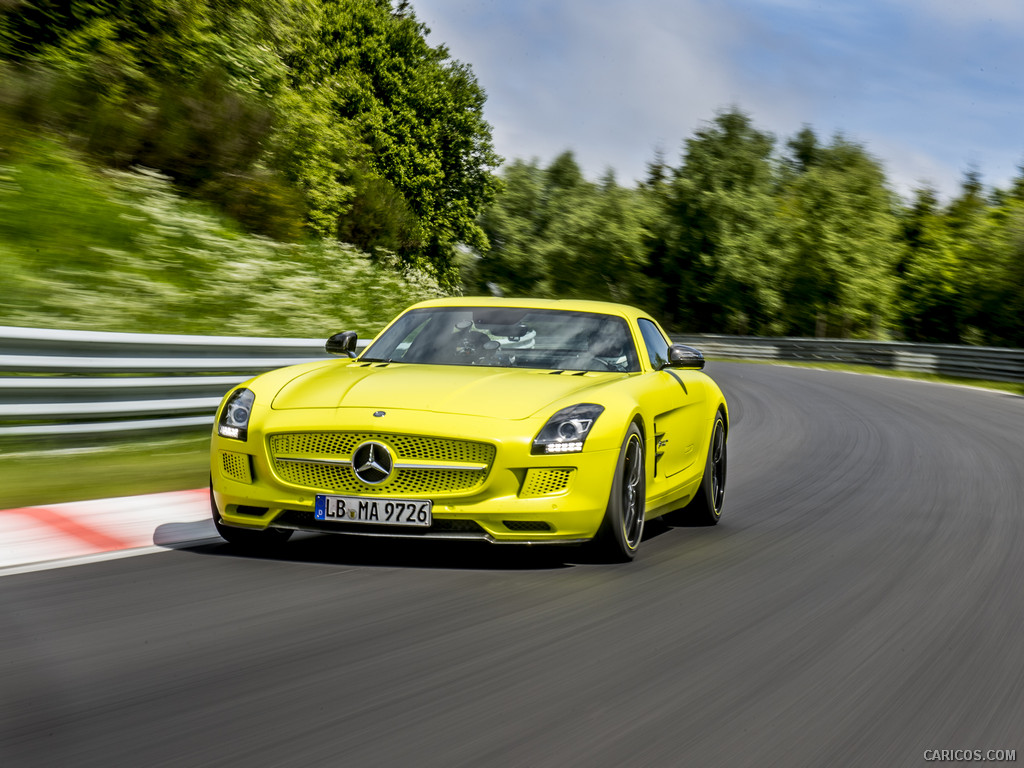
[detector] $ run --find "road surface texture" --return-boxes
[2,362,1022,767]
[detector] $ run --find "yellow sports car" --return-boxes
[210,297,728,560]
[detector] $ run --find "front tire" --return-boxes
[210,485,292,552]
[596,424,646,561]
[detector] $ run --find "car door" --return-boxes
[635,318,707,482]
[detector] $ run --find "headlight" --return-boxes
[532,404,604,455]
[218,388,254,440]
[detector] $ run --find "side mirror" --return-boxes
[326,331,358,358]
[666,344,705,370]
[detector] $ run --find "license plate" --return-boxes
[314,494,432,527]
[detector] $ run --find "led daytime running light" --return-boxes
[545,441,583,454]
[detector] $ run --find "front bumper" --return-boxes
[210,407,620,544]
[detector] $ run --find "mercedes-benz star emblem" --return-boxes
[352,441,394,485]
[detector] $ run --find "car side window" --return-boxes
[637,318,670,370]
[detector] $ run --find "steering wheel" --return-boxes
[474,339,506,365]
[575,353,615,372]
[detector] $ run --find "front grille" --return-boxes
[268,432,495,496]
[273,463,484,495]
[271,432,494,464]
[520,468,575,497]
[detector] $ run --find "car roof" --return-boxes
[407,296,652,323]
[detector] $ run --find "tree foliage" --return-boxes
[0,0,499,285]
[777,134,902,337]
[475,108,1023,347]
[659,110,785,334]
[470,152,651,307]
[3,3,1022,346]
[899,186,966,342]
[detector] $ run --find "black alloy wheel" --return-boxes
[597,423,646,561]
[669,412,726,526]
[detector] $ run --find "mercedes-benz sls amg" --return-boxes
[210,297,728,560]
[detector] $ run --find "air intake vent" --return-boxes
[275,510,486,536]
[220,451,252,484]
[520,468,575,497]
[503,520,552,532]
[234,505,268,516]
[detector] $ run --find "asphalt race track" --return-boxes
[2,362,1022,767]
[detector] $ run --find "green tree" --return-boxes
[294,0,499,282]
[898,186,966,342]
[778,134,901,338]
[541,169,650,303]
[636,148,674,318]
[473,159,547,295]
[896,171,1007,345]
[785,125,821,174]
[944,168,987,235]
[475,152,650,304]
[661,108,785,334]
[986,198,1024,346]
[941,172,1024,346]
[1,0,500,279]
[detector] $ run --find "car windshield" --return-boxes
[361,307,642,373]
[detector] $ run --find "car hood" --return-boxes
[271,363,622,420]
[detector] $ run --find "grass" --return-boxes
[0,130,443,336]
[0,434,211,509]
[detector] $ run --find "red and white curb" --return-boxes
[0,488,215,574]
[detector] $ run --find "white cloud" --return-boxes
[416,0,752,181]
[412,0,1024,197]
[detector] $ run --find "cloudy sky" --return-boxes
[411,0,1024,198]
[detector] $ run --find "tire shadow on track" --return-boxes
[154,518,678,571]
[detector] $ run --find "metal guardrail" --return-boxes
[673,334,1024,384]
[1,325,1021,439]
[0,325,347,438]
